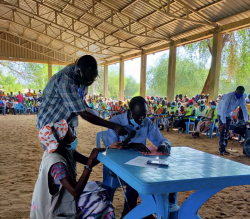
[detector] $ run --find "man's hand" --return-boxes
[220,123,226,131]
[125,143,151,153]
[157,144,170,154]
[88,148,106,168]
[109,141,122,149]
[114,124,129,136]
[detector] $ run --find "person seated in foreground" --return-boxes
[192,101,217,138]
[30,119,115,219]
[177,99,196,133]
[106,96,171,218]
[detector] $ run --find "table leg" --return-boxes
[154,194,170,219]
[123,193,156,219]
[102,173,120,202]
[178,187,224,219]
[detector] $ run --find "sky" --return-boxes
[110,50,169,83]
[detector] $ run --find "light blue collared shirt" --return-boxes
[107,112,171,150]
[217,91,248,124]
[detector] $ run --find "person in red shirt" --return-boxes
[16,91,24,103]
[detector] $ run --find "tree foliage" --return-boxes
[146,54,208,97]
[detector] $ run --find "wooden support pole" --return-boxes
[119,59,124,101]
[140,52,147,98]
[104,63,108,98]
[209,32,223,101]
[48,62,52,81]
[167,45,176,102]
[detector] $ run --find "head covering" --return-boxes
[39,120,68,153]
[188,99,194,105]
[211,101,216,106]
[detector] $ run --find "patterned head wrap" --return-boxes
[39,120,68,153]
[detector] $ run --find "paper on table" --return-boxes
[141,146,169,156]
[125,156,160,168]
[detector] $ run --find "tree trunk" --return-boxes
[201,67,211,94]
[201,34,230,95]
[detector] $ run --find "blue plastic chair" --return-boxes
[206,119,219,139]
[96,131,121,201]
[14,104,25,114]
[0,103,4,115]
[185,116,196,134]
[156,114,167,127]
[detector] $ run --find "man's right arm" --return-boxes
[78,111,128,136]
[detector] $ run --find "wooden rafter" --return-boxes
[139,0,216,27]
[0,0,140,52]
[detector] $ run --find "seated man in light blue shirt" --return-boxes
[107,96,171,218]
[217,86,249,155]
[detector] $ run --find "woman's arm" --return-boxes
[73,151,88,165]
[60,148,105,198]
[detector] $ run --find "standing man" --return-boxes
[16,91,24,104]
[217,86,249,155]
[37,55,127,151]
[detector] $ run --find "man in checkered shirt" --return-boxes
[37,55,128,151]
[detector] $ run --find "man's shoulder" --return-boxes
[110,113,127,124]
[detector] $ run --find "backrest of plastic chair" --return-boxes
[96,131,108,148]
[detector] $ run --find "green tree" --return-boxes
[124,75,140,99]
[146,54,209,97]
[0,72,24,93]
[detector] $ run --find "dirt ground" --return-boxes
[1,115,250,219]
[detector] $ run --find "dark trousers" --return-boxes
[178,119,190,131]
[123,185,138,214]
[234,125,247,139]
[218,115,231,153]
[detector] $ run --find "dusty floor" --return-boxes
[1,115,250,219]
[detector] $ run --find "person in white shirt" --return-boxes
[196,100,209,118]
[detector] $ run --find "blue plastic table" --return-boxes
[98,147,250,219]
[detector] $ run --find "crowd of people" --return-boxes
[0,89,43,115]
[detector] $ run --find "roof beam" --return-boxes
[59,0,168,41]
[153,0,224,31]
[105,13,250,64]
[0,1,137,52]
[174,0,216,25]
[96,0,171,39]
[0,56,71,65]
[139,0,216,27]
[0,3,122,56]
[0,31,76,63]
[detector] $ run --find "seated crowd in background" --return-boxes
[0,89,43,115]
